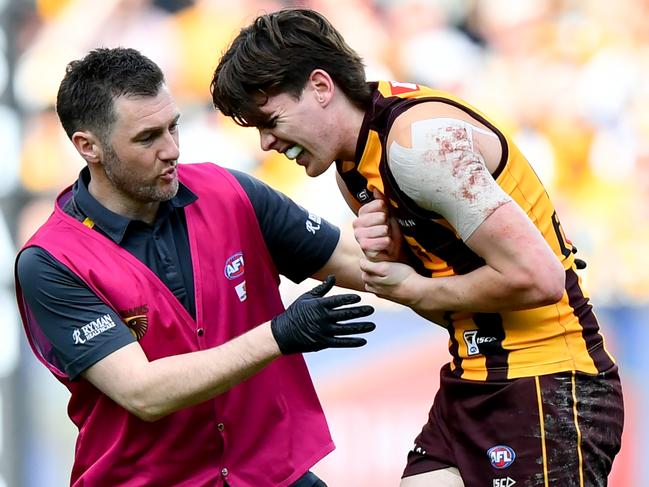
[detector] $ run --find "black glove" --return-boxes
[271,275,376,354]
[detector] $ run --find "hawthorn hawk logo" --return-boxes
[121,305,149,340]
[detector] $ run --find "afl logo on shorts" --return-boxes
[488,445,516,469]
[224,252,245,280]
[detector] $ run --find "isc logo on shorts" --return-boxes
[224,252,245,280]
[488,445,516,469]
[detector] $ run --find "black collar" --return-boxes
[72,166,197,243]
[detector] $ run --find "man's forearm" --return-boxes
[86,278,374,422]
[85,322,281,422]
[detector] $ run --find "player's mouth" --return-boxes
[285,144,304,161]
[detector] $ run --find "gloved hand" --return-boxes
[271,275,376,354]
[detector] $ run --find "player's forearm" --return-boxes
[92,323,281,422]
[394,264,564,314]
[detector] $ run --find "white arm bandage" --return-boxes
[388,118,512,240]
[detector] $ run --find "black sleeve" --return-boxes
[16,247,136,380]
[228,169,340,283]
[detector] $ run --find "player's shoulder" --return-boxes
[393,100,499,147]
[389,102,466,146]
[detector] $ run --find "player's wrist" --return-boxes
[403,273,432,309]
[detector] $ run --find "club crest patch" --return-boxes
[121,305,149,340]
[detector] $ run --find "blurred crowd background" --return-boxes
[0,0,647,485]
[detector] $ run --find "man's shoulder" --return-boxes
[16,245,66,287]
[178,161,226,172]
[17,245,50,268]
[177,162,242,189]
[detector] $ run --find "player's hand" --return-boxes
[359,257,420,305]
[271,275,376,354]
[353,190,403,262]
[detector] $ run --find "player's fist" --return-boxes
[353,190,402,261]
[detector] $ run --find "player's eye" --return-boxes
[259,116,278,130]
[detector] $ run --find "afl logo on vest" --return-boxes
[224,252,245,280]
[488,445,516,469]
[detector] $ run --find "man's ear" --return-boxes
[71,131,103,164]
[308,69,334,106]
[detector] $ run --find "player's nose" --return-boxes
[259,129,278,152]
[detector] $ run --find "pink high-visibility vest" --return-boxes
[16,163,333,487]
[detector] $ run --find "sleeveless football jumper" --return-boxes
[337,81,616,381]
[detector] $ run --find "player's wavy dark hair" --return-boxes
[56,47,164,142]
[210,8,372,127]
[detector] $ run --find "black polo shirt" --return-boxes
[17,166,340,379]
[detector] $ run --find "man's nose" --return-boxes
[161,131,180,161]
[259,129,277,152]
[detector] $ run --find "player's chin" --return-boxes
[302,160,327,178]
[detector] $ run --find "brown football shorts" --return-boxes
[403,364,623,486]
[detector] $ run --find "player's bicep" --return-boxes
[465,200,542,267]
[465,200,565,298]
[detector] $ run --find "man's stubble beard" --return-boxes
[103,144,178,203]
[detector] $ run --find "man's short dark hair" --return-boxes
[211,8,372,127]
[56,47,165,142]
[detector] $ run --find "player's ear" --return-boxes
[309,69,334,106]
[71,131,103,165]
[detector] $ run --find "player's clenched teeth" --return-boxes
[285,144,304,160]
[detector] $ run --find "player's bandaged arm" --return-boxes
[359,116,565,314]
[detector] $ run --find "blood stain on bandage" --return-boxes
[435,125,471,157]
[439,138,454,154]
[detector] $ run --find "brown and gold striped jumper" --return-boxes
[337,81,615,381]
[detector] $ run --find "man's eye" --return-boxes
[260,117,278,129]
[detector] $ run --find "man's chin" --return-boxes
[303,161,328,178]
[156,181,179,201]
